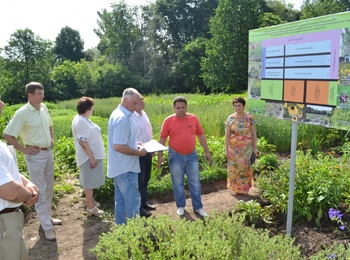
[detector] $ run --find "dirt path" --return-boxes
[23,184,259,260]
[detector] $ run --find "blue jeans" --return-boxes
[113,172,140,224]
[168,148,203,210]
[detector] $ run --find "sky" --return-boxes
[0,0,303,51]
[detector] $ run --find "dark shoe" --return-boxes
[142,202,156,211]
[140,208,152,218]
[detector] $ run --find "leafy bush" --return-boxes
[236,200,273,225]
[53,136,77,173]
[253,153,279,174]
[310,242,350,259]
[257,136,276,154]
[257,150,349,225]
[91,213,302,259]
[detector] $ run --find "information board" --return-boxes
[248,11,350,129]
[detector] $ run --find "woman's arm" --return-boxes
[225,124,231,159]
[79,139,97,169]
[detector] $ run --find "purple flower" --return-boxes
[328,208,342,220]
[329,254,335,258]
[328,208,336,219]
[329,208,347,231]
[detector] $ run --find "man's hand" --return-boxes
[23,181,39,206]
[158,156,164,170]
[138,147,147,157]
[24,145,40,155]
[205,151,213,164]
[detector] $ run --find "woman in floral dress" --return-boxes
[225,97,258,196]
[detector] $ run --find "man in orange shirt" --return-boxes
[158,96,212,217]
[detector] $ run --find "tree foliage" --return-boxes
[1,29,53,103]
[95,2,141,68]
[3,0,349,102]
[201,0,266,93]
[152,0,218,52]
[301,0,347,19]
[54,26,85,62]
[172,37,209,93]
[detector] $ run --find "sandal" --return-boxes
[87,206,104,217]
[93,199,101,208]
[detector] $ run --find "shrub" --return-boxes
[253,153,279,174]
[236,200,273,225]
[257,150,349,225]
[91,213,302,259]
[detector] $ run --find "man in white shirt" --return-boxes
[131,96,156,218]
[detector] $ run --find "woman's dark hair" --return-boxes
[232,97,246,106]
[77,97,94,114]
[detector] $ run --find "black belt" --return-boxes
[26,145,49,150]
[0,207,19,214]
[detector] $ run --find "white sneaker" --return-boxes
[176,207,184,216]
[194,208,208,217]
[50,217,62,225]
[44,229,56,241]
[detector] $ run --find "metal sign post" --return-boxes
[286,121,298,235]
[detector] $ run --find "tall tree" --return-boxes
[153,0,219,52]
[201,0,266,93]
[141,0,218,93]
[339,0,350,10]
[95,2,141,67]
[265,0,301,22]
[54,26,85,62]
[172,37,209,93]
[4,29,52,83]
[74,59,100,97]
[301,0,347,19]
[2,29,53,103]
[52,60,80,100]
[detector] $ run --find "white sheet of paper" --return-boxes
[139,140,168,153]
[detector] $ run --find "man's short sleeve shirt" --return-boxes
[4,102,53,148]
[160,113,203,154]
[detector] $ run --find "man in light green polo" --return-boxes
[3,82,61,241]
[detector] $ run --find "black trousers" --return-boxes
[138,152,152,206]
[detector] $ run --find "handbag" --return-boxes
[249,152,256,165]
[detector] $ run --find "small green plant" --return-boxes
[310,242,350,259]
[236,200,273,225]
[257,136,276,153]
[53,136,78,173]
[309,135,325,156]
[53,183,75,203]
[254,153,279,173]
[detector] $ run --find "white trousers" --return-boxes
[24,149,54,231]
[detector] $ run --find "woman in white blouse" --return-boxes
[72,97,105,216]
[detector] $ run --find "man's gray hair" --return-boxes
[122,88,141,100]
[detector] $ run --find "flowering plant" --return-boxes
[328,208,346,231]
